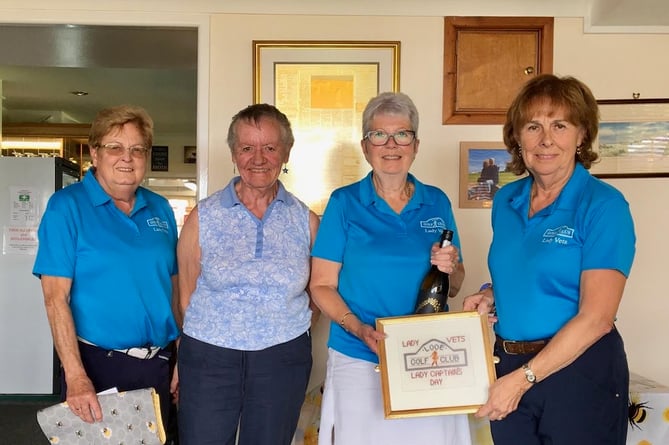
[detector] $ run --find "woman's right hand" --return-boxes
[463,288,497,324]
[66,374,103,423]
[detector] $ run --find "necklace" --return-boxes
[372,174,414,201]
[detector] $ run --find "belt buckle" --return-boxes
[501,340,517,354]
[120,346,160,360]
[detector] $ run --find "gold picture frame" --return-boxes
[376,311,496,419]
[459,141,516,209]
[591,99,669,178]
[252,40,401,214]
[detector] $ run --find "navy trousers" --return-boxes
[177,332,312,445]
[62,341,173,425]
[490,329,629,445]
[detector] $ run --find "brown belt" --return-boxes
[496,337,548,355]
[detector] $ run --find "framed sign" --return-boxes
[459,141,517,209]
[151,145,169,172]
[253,40,400,214]
[591,99,669,178]
[376,311,496,419]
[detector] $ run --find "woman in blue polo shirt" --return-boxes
[464,74,636,444]
[310,92,471,445]
[33,105,179,426]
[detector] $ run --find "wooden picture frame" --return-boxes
[591,99,669,178]
[252,40,400,214]
[376,311,496,419]
[459,141,515,209]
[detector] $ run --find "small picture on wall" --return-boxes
[151,146,169,172]
[184,145,197,164]
[459,141,519,209]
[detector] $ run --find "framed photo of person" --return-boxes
[459,141,516,209]
[183,145,197,164]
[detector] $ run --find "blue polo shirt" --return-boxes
[489,164,635,340]
[33,169,179,350]
[312,172,463,363]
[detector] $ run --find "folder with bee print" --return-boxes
[36,387,165,444]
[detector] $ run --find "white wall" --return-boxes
[209,14,669,386]
[1,2,667,386]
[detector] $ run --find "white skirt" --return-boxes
[318,348,472,445]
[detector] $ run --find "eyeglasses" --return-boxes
[364,130,416,146]
[98,143,149,158]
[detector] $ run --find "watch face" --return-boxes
[523,364,536,383]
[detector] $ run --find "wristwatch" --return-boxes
[522,363,537,384]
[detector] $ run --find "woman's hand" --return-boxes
[431,242,460,274]
[352,323,386,355]
[66,374,103,423]
[170,363,179,405]
[463,287,497,324]
[475,368,529,421]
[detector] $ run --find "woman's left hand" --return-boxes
[356,324,386,355]
[170,364,179,404]
[475,368,528,421]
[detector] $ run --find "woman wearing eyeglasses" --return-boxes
[309,92,471,444]
[33,105,179,429]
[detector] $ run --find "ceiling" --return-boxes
[0,24,197,137]
[0,0,667,141]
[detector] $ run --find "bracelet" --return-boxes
[340,311,354,331]
[479,282,492,291]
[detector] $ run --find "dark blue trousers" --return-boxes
[62,341,173,425]
[491,329,629,445]
[177,332,312,445]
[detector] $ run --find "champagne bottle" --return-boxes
[414,229,453,314]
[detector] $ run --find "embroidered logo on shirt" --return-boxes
[541,225,574,245]
[147,217,169,234]
[420,217,446,233]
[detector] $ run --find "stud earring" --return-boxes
[282,164,289,174]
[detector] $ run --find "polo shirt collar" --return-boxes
[510,163,589,216]
[220,176,291,208]
[360,171,430,211]
[82,168,148,213]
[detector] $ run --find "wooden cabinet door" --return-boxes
[443,17,554,125]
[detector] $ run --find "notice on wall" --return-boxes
[2,226,38,255]
[9,186,40,226]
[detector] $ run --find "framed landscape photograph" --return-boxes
[252,40,400,214]
[376,311,496,419]
[591,99,669,178]
[459,141,516,209]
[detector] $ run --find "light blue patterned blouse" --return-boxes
[183,178,313,350]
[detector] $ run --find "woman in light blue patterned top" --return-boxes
[176,104,320,445]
